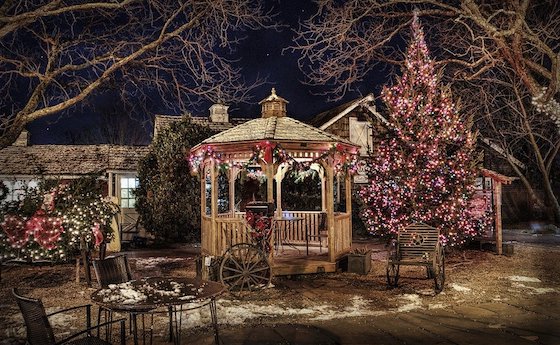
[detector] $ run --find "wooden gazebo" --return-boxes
[190,89,360,277]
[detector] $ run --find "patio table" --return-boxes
[91,276,225,345]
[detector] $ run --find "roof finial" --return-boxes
[271,87,277,96]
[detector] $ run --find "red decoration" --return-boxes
[2,215,29,248]
[92,222,104,247]
[25,210,64,250]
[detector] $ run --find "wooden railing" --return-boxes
[202,211,351,257]
[215,218,252,256]
[333,213,352,258]
[278,211,323,245]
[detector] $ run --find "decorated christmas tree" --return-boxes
[359,13,480,246]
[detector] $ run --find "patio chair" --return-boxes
[92,255,132,288]
[92,255,134,332]
[13,288,125,345]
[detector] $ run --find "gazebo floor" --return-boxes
[271,245,337,276]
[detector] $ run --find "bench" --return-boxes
[386,222,445,293]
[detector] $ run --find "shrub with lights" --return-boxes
[0,176,118,262]
[135,116,216,243]
[359,13,481,246]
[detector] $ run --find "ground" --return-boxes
[1,237,559,344]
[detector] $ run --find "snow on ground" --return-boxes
[132,257,185,269]
[395,294,422,312]
[450,283,471,292]
[511,283,557,295]
[507,276,541,283]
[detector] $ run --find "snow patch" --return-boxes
[132,257,184,269]
[396,294,422,312]
[451,284,471,292]
[507,276,541,283]
[427,303,446,310]
[511,283,556,295]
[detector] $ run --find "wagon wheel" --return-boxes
[432,245,445,293]
[386,239,399,287]
[219,243,272,294]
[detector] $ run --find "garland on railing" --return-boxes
[189,141,359,175]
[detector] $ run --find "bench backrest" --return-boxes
[398,223,440,261]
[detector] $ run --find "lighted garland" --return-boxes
[0,177,118,262]
[189,141,359,176]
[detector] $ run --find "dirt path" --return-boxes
[1,243,558,344]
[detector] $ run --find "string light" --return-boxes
[0,177,119,262]
[359,13,480,246]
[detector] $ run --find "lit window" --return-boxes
[120,177,139,208]
[2,179,39,203]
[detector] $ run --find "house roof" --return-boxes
[0,144,150,176]
[308,94,389,129]
[153,114,252,138]
[198,116,355,146]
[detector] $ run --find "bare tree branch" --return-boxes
[0,0,276,148]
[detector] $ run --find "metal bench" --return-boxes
[386,222,445,293]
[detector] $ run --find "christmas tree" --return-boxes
[359,13,480,246]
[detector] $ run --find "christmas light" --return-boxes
[359,13,480,246]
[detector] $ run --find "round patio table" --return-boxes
[91,277,225,345]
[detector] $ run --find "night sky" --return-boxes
[27,1,387,145]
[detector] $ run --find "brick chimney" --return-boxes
[13,129,29,146]
[209,103,229,123]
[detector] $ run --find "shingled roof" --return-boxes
[199,116,354,145]
[153,114,252,138]
[0,144,149,176]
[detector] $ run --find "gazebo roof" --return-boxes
[197,116,355,146]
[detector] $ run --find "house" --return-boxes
[0,130,150,249]
[0,104,251,249]
[307,95,527,224]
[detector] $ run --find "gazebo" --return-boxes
[190,89,360,277]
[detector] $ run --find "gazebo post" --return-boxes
[265,164,275,204]
[228,166,237,216]
[494,181,503,255]
[325,162,336,262]
[210,160,219,255]
[345,172,352,232]
[275,165,289,217]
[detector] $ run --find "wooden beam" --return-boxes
[494,181,503,255]
[345,172,352,248]
[210,160,218,255]
[325,164,336,262]
[229,167,237,216]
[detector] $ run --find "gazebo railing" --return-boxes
[333,213,352,257]
[279,211,324,245]
[206,211,350,257]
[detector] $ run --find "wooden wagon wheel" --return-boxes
[432,245,445,293]
[386,239,400,287]
[219,243,272,294]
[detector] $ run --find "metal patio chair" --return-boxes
[13,288,125,345]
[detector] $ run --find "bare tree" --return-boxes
[291,0,560,223]
[463,70,560,222]
[290,1,560,130]
[0,0,275,148]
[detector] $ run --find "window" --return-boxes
[2,179,39,203]
[349,117,373,156]
[120,177,139,208]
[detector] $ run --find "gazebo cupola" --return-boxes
[259,88,288,118]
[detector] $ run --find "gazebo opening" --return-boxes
[191,88,360,277]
